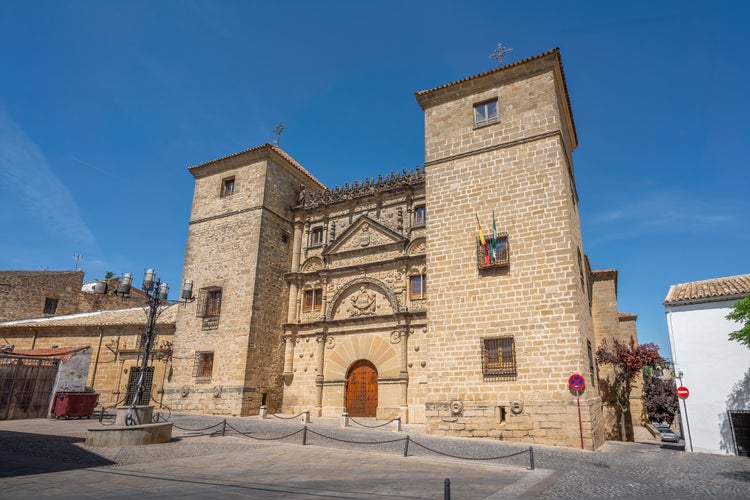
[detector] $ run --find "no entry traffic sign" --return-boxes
[568,373,585,392]
[677,386,690,399]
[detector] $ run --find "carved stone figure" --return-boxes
[350,285,376,316]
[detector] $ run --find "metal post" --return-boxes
[302,425,308,446]
[222,419,226,437]
[529,446,535,470]
[678,374,694,452]
[577,394,584,449]
[403,435,410,457]
[444,478,450,500]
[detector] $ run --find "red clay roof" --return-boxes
[11,346,90,360]
[0,305,178,329]
[664,274,750,305]
[188,143,325,189]
[618,313,637,321]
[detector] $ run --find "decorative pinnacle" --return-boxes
[489,42,513,66]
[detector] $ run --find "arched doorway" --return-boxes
[346,360,378,417]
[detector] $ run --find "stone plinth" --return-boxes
[87,422,173,447]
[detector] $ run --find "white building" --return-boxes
[664,274,750,456]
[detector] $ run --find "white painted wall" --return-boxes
[666,299,750,455]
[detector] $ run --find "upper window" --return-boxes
[310,227,324,247]
[414,206,426,227]
[482,336,516,377]
[410,274,427,300]
[221,177,235,197]
[193,351,214,382]
[43,297,58,315]
[474,99,498,126]
[303,288,323,312]
[196,286,222,318]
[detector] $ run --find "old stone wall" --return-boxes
[0,271,84,321]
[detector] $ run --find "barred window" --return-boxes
[587,340,596,387]
[192,351,214,382]
[410,275,426,300]
[482,337,516,377]
[196,287,222,318]
[303,288,323,311]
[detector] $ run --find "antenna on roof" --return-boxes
[489,42,513,66]
[273,122,286,146]
[73,253,82,270]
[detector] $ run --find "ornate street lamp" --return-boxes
[97,269,193,421]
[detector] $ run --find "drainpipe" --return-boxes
[89,327,104,388]
[31,328,38,349]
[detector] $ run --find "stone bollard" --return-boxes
[341,412,350,428]
[301,409,310,424]
[393,416,401,432]
[259,405,268,419]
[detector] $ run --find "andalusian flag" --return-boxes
[490,211,498,263]
[476,214,490,264]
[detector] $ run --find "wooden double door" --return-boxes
[345,360,378,417]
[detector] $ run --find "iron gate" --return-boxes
[0,356,59,420]
[125,367,154,405]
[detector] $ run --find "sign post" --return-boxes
[676,383,693,452]
[568,374,586,449]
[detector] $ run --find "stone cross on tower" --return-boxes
[273,122,286,146]
[489,42,513,66]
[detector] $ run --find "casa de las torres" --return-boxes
[1,49,641,450]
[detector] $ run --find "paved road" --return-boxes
[1,413,748,498]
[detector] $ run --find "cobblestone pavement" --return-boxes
[1,412,748,498]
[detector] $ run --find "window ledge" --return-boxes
[473,118,500,130]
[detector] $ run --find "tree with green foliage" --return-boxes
[643,374,679,426]
[726,295,750,349]
[596,337,664,440]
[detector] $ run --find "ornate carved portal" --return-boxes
[345,360,378,417]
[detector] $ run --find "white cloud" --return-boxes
[0,104,99,251]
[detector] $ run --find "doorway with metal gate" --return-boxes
[0,357,59,420]
[345,359,378,417]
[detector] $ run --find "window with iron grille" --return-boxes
[43,297,58,315]
[196,287,222,318]
[192,351,214,383]
[410,275,426,300]
[125,367,154,405]
[482,337,516,377]
[303,288,323,311]
[477,232,509,269]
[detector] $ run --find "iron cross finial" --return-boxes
[273,122,286,146]
[489,42,513,66]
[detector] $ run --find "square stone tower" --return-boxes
[166,144,324,415]
[415,49,605,449]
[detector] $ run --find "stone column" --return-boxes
[399,327,410,421]
[283,336,295,377]
[291,220,304,272]
[314,334,326,416]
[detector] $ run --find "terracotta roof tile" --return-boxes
[664,274,750,305]
[618,313,637,321]
[0,305,178,329]
[10,347,90,360]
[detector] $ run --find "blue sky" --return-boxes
[1,1,747,355]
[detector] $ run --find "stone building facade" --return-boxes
[0,306,176,409]
[162,48,643,450]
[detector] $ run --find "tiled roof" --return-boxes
[188,143,326,189]
[618,313,637,321]
[0,305,178,329]
[10,347,90,360]
[415,48,577,146]
[664,274,750,305]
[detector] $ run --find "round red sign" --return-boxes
[676,386,689,399]
[568,373,585,392]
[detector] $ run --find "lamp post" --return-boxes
[98,269,193,421]
[676,370,694,452]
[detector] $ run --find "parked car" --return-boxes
[652,422,670,431]
[659,429,681,443]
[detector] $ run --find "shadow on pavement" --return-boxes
[0,430,115,478]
